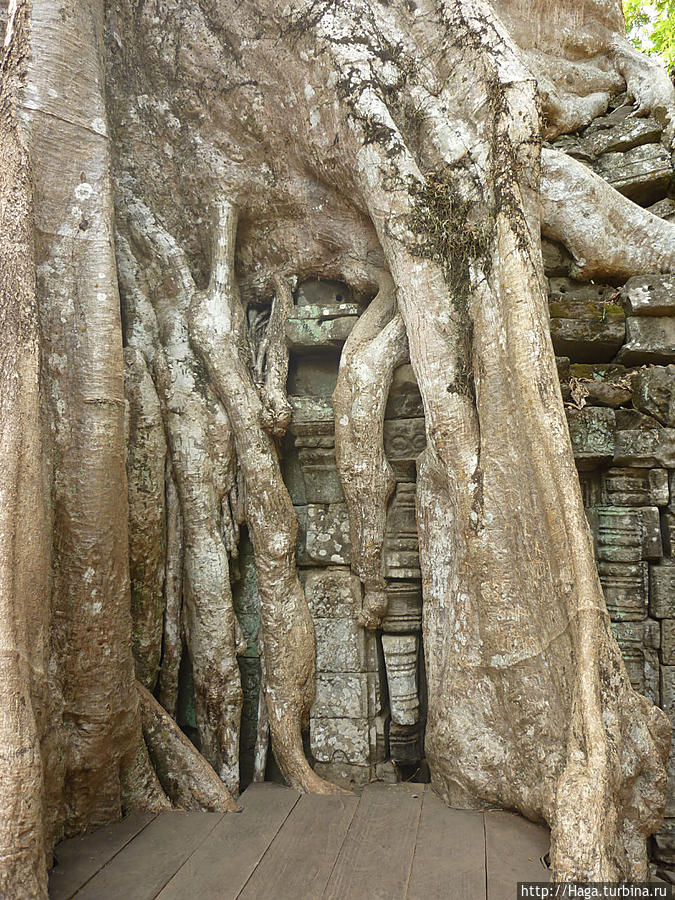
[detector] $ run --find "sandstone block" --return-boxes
[305,502,351,565]
[601,467,669,507]
[314,618,378,674]
[617,317,675,366]
[613,427,661,467]
[313,672,378,719]
[583,115,663,156]
[541,240,572,277]
[593,143,672,204]
[662,618,675,665]
[620,275,675,317]
[586,506,662,562]
[295,279,352,306]
[313,761,372,789]
[288,396,334,439]
[632,366,675,426]
[382,634,420,726]
[598,559,649,620]
[303,567,361,619]
[383,581,423,633]
[384,483,421,579]
[611,620,659,702]
[310,716,371,766]
[651,564,675,619]
[385,364,424,420]
[286,303,361,352]
[566,407,616,467]
[297,446,344,504]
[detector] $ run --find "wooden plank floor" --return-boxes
[49,783,550,899]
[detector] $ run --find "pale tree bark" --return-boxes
[189,201,344,794]
[333,275,408,629]
[0,3,49,896]
[19,0,168,833]
[100,0,675,878]
[2,0,675,890]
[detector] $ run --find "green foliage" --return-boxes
[624,0,675,72]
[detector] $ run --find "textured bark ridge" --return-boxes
[0,3,49,895]
[3,0,675,892]
[333,276,408,629]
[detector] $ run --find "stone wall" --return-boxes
[229,94,675,855]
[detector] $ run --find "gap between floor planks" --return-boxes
[49,781,551,900]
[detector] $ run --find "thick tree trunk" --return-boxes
[0,4,49,896]
[2,0,675,890]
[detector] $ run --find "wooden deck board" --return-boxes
[47,783,555,900]
[322,782,423,900]
[157,783,299,900]
[72,811,223,900]
[408,790,486,900]
[485,809,550,900]
[49,811,156,900]
[238,793,359,900]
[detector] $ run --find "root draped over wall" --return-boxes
[3,0,675,893]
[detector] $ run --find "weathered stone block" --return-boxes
[549,283,625,362]
[303,567,361,619]
[613,427,661,467]
[295,279,352,306]
[598,560,649,620]
[383,581,423,633]
[313,672,378,719]
[583,115,663,156]
[286,303,361,352]
[313,761,372,789]
[651,564,675,619]
[586,506,662,563]
[620,275,675,317]
[663,509,675,558]
[647,197,675,221]
[389,722,421,763]
[385,364,424,420]
[549,278,617,304]
[310,717,371,765]
[288,396,334,439]
[382,634,420,727]
[602,466,669,507]
[297,446,344,504]
[593,143,672,204]
[566,407,616,467]
[541,240,572,277]
[617,317,675,366]
[305,503,351,565]
[611,620,659,703]
[632,366,675,426]
[287,355,339,398]
[383,417,427,461]
[661,664,675,719]
[281,444,307,505]
[662,619,675,665]
[581,381,632,409]
[657,429,675,468]
[314,618,378,674]
[384,483,421,579]
[383,417,427,480]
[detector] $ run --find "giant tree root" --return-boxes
[541,148,675,281]
[137,683,236,812]
[124,347,167,691]
[293,0,670,878]
[117,211,243,794]
[333,274,408,629]
[188,201,345,795]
